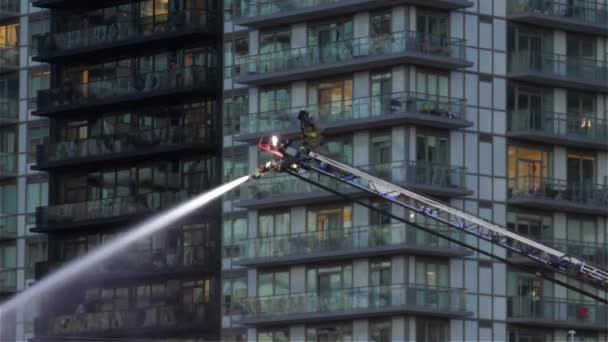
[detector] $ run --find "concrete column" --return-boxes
[392,126,406,182]
[247,210,258,238]
[391,256,406,284]
[407,317,416,341]
[553,212,567,240]
[392,317,406,342]
[553,146,567,182]
[291,81,307,107]
[290,325,306,341]
[354,71,370,98]
[354,12,370,38]
[353,131,370,166]
[354,259,369,287]
[353,320,368,341]
[290,265,306,293]
[408,7,417,31]
[353,202,369,227]
[247,328,257,342]
[392,6,406,32]
[291,23,307,48]
[248,31,259,54]
[407,256,416,284]
[247,269,257,297]
[392,66,406,93]
[291,206,306,234]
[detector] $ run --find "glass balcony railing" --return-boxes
[235,223,466,261]
[239,91,467,135]
[235,31,466,78]
[543,239,608,266]
[0,215,17,239]
[508,0,608,27]
[239,0,341,17]
[36,189,200,227]
[37,123,217,166]
[0,98,18,122]
[508,176,608,208]
[361,160,468,191]
[0,269,16,292]
[509,52,608,86]
[0,153,17,175]
[508,296,608,327]
[0,45,18,69]
[50,303,209,336]
[0,0,19,15]
[236,284,466,319]
[35,10,216,57]
[36,66,216,113]
[509,110,608,144]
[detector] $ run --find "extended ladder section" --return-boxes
[282,148,608,291]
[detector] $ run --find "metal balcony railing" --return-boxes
[235,284,467,319]
[50,303,210,336]
[543,238,608,266]
[238,91,467,135]
[508,0,608,27]
[508,296,608,327]
[509,110,608,144]
[239,0,341,17]
[235,31,466,78]
[361,160,468,191]
[35,10,216,57]
[509,51,608,85]
[508,176,608,207]
[36,189,202,227]
[36,66,216,112]
[235,222,466,261]
[37,123,217,166]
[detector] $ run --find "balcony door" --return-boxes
[309,20,353,64]
[316,80,352,122]
[513,277,543,318]
[566,33,595,78]
[515,88,543,130]
[567,153,595,200]
[371,71,392,116]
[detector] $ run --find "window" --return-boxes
[507,329,552,342]
[182,223,211,266]
[416,131,449,165]
[258,328,289,342]
[259,28,290,54]
[370,131,392,174]
[506,210,553,241]
[371,12,391,37]
[27,123,49,162]
[370,319,391,342]
[416,260,448,287]
[371,71,391,116]
[416,319,449,342]
[223,153,248,182]
[26,182,48,214]
[417,10,448,37]
[307,322,353,342]
[224,37,248,78]
[258,270,289,296]
[325,135,353,164]
[416,70,448,97]
[26,240,47,278]
[508,145,552,193]
[307,264,352,293]
[0,23,19,46]
[259,86,290,113]
[306,204,352,233]
[0,183,17,214]
[369,199,391,226]
[29,17,50,55]
[258,211,290,237]
[308,78,353,121]
[223,93,248,134]
[567,152,595,189]
[307,19,353,47]
[370,259,391,287]
[222,217,247,258]
[222,276,247,314]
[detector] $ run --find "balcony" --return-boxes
[0,45,18,73]
[235,284,470,325]
[236,91,471,141]
[508,176,608,216]
[507,238,608,266]
[508,110,608,150]
[34,123,219,171]
[235,0,473,28]
[234,31,471,86]
[239,161,470,209]
[34,10,217,63]
[0,98,18,124]
[0,0,19,20]
[508,0,608,35]
[0,215,17,240]
[361,160,471,197]
[47,304,213,338]
[233,223,471,267]
[508,296,608,331]
[0,269,16,294]
[508,52,608,93]
[0,153,17,180]
[34,189,200,232]
[34,66,217,117]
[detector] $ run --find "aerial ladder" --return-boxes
[254,134,608,302]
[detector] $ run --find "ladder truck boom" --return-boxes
[255,135,608,292]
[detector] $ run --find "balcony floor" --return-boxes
[507,198,608,216]
[235,0,473,28]
[238,305,472,326]
[34,28,216,64]
[235,110,472,143]
[33,142,219,172]
[507,131,608,151]
[234,243,472,268]
[508,71,608,93]
[237,52,472,86]
[508,12,608,36]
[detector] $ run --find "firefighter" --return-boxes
[297,110,324,151]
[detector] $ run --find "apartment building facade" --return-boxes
[0,0,50,340]
[29,0,223,341]
[222,1,608,341]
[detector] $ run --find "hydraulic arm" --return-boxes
[255,136,608,293]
